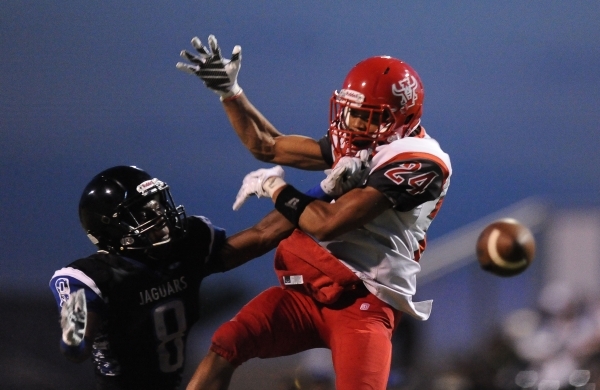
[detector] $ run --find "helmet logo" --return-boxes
[136,179,166,196]
[391,75,418,109]
[338,89,365,104]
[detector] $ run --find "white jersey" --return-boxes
[319,133,451,320]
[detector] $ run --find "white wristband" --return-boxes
[219,85,243,101]
[264,176,287,198]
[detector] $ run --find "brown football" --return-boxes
[476,218,535,277]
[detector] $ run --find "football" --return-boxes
[476,218,535,277]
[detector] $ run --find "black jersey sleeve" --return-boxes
[317,134,335,168]
[184,216,229,275]
[366,159,445,212]
[54,253,134,315]
[68,253,138,295]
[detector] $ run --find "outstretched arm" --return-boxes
[294,186,391,241]
[221,93,327,169]
[238,183,390,242]
[177,34,328,170]
[216,156,370,270]
[217,210,294,271]
[231,155,381,241]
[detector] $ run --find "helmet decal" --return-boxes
[136,179,166,196]
[391,75,419,110]
[338,89,365,105]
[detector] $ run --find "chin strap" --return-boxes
[403,120,422,138]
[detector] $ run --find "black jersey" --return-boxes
[50,215,226,390]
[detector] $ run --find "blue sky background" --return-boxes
[1,0,599,316]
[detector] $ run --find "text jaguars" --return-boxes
[138,277,188,305]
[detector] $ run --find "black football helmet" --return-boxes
[78,166,186,254]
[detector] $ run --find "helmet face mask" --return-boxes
[118,194,178,250]
[79,166,186,255]
[329,56,424,159]
[330,98,396,157]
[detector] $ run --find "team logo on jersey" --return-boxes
[391,75,418,109]
[136,178,166,196]
[360,303,370,311]
[54,277,71,307]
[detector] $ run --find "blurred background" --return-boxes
[1,1,599,389]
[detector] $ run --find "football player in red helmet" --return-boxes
[178,35,451,390]
[329,55,424,159]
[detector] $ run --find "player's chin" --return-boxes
[149,227,171,246]
[351,140,372,149]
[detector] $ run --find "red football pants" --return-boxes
[210,285,401,390]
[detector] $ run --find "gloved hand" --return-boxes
[233,166,287,211]
[60,289,87,346]
[320,149,370,198]
[177,34,242,100]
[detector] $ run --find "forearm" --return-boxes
[60,310,100,363]
[272,185,392,241]
[222,94,328,170]
[222,93,282,162]
[219,210,295,270]
[297,200,360,241]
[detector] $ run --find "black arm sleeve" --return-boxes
[317,134,335,167]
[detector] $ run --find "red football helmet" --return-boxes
[329,56,424,158]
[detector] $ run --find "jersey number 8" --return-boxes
[153,300,187,373]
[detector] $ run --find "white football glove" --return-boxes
[60,289,87,346]
[177,34,242,100]
[320,149,371,198]
[233,166,287,211]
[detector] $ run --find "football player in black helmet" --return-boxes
[78,166,186,255]
[49,165,296,390]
